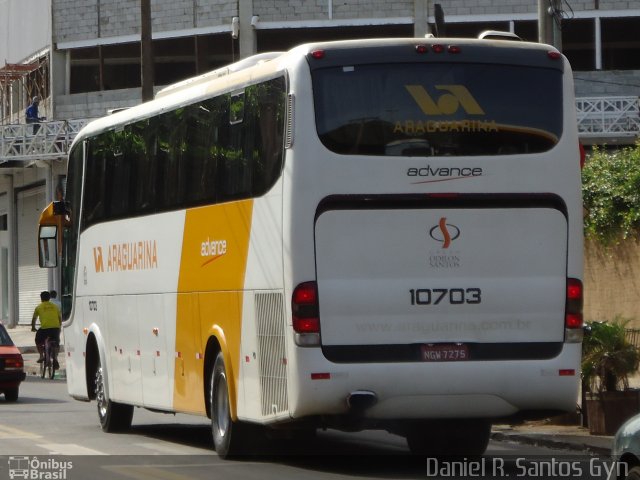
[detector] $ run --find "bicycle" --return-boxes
[40,335,59,380]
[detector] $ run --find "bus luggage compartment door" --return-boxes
[313,199,568,361]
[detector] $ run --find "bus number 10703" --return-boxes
[409,288,481,305]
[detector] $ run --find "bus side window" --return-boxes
[107,129,133,219]
[83,140,107,228]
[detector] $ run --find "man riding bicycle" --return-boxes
[31,291,61,369]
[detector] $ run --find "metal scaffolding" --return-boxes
[0,56,49,125]
[0,119,89,163]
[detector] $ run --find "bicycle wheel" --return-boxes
[40,341,48,379]
[48,352,55,379]
[49,343,58,380]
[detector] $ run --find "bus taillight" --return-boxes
[565,278,584,341]
[293,282,320,346]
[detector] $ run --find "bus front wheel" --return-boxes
[210,352,247,458]
[95,359,133,432]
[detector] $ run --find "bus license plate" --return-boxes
[420,344,469,362]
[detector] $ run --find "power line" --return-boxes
[574,76,640,89]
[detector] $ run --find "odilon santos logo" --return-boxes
[429,217,460,249]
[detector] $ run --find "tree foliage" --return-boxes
[582,142,640,244]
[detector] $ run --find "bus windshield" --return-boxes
[313,62,563,156]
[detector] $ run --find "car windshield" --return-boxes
[0,325,14,346]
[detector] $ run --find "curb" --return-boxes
[24,364,66,380]
[491,432,611,456]
[18,346,38,354]
[18,346,65,354]
[21,351,67,380]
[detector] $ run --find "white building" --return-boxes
[0,0,639,326]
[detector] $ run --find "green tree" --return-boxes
[582,142,640,244]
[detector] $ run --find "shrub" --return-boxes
[582,142,640,245]
[582,318,640,392]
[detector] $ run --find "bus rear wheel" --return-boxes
[406,419,491,457]
[95,359,133,432]
[210,352,248,458]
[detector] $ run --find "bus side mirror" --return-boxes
[38,225,58,268]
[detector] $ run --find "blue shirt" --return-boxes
[26,104,39,121]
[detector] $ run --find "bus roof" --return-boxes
[70,37,562,150]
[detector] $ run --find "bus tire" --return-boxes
[406,419,491,457]
[210,351,247,458]
[95,358,133,432]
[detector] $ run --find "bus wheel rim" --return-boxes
[96,367,107,419]
[215,374,229,437]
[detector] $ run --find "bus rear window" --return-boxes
[312,63,563,156]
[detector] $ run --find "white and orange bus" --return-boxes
[38,37,584,457]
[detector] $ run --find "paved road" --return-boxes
[0,377,613,480]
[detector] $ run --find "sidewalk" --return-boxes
[8,323,66,379]
[492,423,613,456]
[4,324,614,455]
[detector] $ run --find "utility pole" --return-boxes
[539,0,562,49]
[551,0,563,51]
[140,0,154,102]
[538,0,553,45]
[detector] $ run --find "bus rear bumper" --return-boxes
[287,343,581,421]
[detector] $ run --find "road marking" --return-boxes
[133,442,211,455]
[0,424,41,439]
[37,443,107,455]
[102,465,202,480]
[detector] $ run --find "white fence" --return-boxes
[576,96,639,140]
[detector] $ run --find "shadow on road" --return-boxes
[129,422,430,478]
[131,423,212,449]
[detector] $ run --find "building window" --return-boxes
[562,19,596,72]
[69,34,236,94]
[601,17,640,70]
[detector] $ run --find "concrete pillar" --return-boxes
[595,17,602,70]
[6,175,16,328]
[50,49,68,120]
